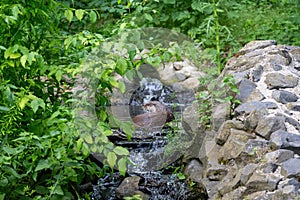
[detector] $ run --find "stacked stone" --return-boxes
[184,40,300,199]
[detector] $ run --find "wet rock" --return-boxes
[215,119,244,145]
[240,163,258,185]
[264,149,294,164]
[184,159,203,183]
[281,158,300,178]
[115,176,144,199]
[255,116,286,139]
[270,130,300,154]
[265,73,298,89]
[272,90,298,104]
[272,64,283,71]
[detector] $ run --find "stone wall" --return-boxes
[184,40,300,199]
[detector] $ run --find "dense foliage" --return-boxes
[0,0,299,199]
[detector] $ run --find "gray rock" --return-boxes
[286,102,300,112]
[206,165,228,181]
[270,130,300,154]
[184,159,203,183]
[255,116,286,139]
[265,73,298,89]
[115,176,144,199]
[241,139,270,162]
[215,119,244,145]
[281,158,300,178]
[272,90,298,104]
[244,109,268,132]
[264,149,294,164]
[240,163,258,185]
[251,65,264,82]
[246,170,282,191]
[243,191,269,200]
[235,101,277,116]
[221,186,247,200]
[219,129,256,161]
[235,79,257,103]
[272,64,283,71]
[211,102,230,131]
[238,40,277,55]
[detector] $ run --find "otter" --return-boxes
[132,101,174,128]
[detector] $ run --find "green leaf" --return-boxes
[118,81,126,94]
[118,157,127,176]
[144,13,153,22]
[20,54,28,67]
[82,143,90,157]
[53,185,64,195]
[107,151,117,169]
[19,96,30,110]
[2,166,21,178]
[89,10,97,23]
[64,9,73,23]
[30,98,45,113]
[76,138,83,152]
[55,70,63,83]
[116,57,128,75]
[113,146,129,156]
[35,159,51,171]
[163,0,176,4]
[84,134,93,144]
[121,122,134,140]
[75,9,85,21]
[9,53,21,59]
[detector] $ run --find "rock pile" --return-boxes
[185,40,300,199]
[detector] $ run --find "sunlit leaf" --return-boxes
[144,13,153,22]
[118,157,127,176]
[75,9,85,21]
[113,146,129,156]
[19,96,30,110]
[64,9,73,23]
[107,152,117,169]
[116,57,128,75]
[9,53,21,59]
[53,185,64,195]
[20,54,27,67]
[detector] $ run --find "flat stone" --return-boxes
[281,158,300,178]
[115,176,141,199]
[215,119,244,145]
[235,101,277,116]
[240,163,258,185]
[246,170,282,191]
[244,109,268,132]
[184,159,203,183]
[264,149,294,164]
[206,165,228,181]
[265,73,298,89]
[270,130,300,154]
[272,90,298,104]
[238,40,277,55]
[211,102,230,131]
[235,79,257,103]
[255,116,286,139]
[219,129,256,161]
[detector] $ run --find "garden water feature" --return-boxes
[91,78,208,199]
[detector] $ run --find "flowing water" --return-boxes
[90,78,207,199]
